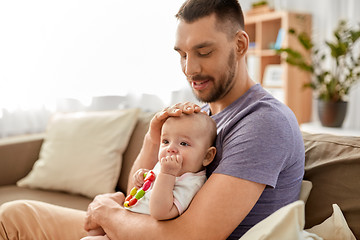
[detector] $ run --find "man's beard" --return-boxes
[191,50,236,103]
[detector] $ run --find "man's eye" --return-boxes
[198,51,212,57]
[180,142,189,146]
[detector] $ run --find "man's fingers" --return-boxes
[110,192,125,205]
[164,102,201,116]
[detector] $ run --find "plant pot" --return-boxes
[317,99,348,128]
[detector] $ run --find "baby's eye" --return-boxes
[180,142,189,146]
[162,139,169,144]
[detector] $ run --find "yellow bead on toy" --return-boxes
[130,187,137,196]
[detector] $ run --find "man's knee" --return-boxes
[0,200,24,222]
[0,200,31,240]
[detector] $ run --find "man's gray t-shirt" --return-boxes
[203,84,305,239]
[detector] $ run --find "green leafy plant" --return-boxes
[251,1,268,8]
[277,20,360,102]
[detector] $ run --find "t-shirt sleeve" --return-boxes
[214,107,294,188]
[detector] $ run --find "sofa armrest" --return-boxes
[302,131,360,239]
[0,134,44,186]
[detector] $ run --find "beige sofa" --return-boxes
[0,110,359,239]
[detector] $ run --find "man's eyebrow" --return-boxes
[174,41,215,52]
[192,41,214,49]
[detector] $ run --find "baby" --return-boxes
[84,112,217,239]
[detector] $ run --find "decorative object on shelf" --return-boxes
[277,20,360,127]
[246,1,273,16]
[263,64,284,87]
[272,28,285,50]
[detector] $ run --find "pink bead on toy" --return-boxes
[124,170,156,208]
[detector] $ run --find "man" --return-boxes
[0,0,304,239]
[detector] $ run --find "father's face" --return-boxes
[174,14,237,103]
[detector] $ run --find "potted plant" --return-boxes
[277,20,360,127]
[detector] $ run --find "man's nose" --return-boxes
[184,56,201,77]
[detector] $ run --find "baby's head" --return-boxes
[158,112,217,176]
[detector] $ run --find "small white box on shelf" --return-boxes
[264,88,285,103]
[247,55,261,83]
[263,64,284,87]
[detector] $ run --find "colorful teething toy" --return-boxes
[124,170,156,208]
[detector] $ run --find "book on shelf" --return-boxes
[273,28,285,50]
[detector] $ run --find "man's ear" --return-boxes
[235,30,249,58]
[203,146,217,167]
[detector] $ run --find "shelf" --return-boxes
[247,49,278,57]
[301,122,360,137]
[245,10,312,124]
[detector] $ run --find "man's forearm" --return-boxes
[99,204,186,240]
[90,174,265,240]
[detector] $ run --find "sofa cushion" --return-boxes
[239,200,356,240]
[302,131,360,239]
[17,108,139,198]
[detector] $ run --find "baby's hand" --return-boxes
[159,155,182,176]
[133,168,149,189]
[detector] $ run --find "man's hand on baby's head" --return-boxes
[159,155,183,176]
[167,102,201,115]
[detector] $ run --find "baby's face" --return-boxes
[158,116,211,176]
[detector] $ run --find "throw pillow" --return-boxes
[239,201,322,240]
[299,180,312,203]
[306,204,356,240]
[17,108,140,198]
[239,200,355,240]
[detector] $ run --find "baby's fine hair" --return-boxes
[175,112,217,147]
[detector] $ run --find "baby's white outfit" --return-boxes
[127,162,206,215]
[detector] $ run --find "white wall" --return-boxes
[0,1,186,109]
[0,0,359,137]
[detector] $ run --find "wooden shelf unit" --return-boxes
[245,11,312,124]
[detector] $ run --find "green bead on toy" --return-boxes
[135,189,145,199]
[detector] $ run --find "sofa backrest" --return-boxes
[0,134,44,186]
[117,111,154,193]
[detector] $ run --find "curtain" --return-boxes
[0,0,187,137]
[1,0,360,138]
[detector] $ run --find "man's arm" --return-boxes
[87,173,265,240]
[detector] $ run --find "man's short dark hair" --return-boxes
[175,0,244,38]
